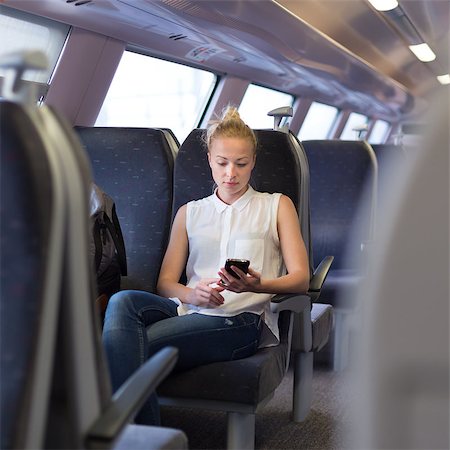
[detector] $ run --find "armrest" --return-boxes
[270,293,311,314]
[308,255,334,301]
[87,346,178,444]
[270,255,334,311]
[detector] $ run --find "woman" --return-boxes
[102,106,310,425]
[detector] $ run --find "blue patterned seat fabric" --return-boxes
[303,139,377,309]
[172,128,301,213]
[76,127,175,293]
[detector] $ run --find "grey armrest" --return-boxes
[87,347,178,445]
[270,293,310,314]
[308,256,334,300]
[270,255,334,312]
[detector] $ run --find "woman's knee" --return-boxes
[104,290,140,327]
[104,290,176,330]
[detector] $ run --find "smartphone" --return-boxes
[225,258,250,278]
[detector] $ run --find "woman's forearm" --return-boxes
[157,278,192,302]
[256,271,309,295]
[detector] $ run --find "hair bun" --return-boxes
[221,106,241,122]
[204,104,257,152]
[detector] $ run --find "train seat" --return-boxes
[157,129,333,450]
[0,48,187,448]
[0,104,187,449]
[353,98,449,449]
[76,127,175,294]
[0,100,66,449]
[302,139,377,370]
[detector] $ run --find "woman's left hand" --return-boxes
[218,266,262,293]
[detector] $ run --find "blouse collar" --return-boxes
[211,185,255,213]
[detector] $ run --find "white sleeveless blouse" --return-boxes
[172,186,285,346]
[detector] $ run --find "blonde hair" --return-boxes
[204,106,257,153]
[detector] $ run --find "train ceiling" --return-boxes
[3,0,449,119]
[278,0,449,99]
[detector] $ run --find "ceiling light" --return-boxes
[408,43,436,62]
[367,0,398,12]
[437,74,450,85]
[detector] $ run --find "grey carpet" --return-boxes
[160,363,352,449]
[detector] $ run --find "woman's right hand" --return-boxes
[185,278,225,308]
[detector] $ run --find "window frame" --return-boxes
[95,47,219,143]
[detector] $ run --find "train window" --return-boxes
[0,6,70,101]
[297,102,339,140]
[368,119,391,144]
[340,112,369,140]
[95,50,217,143]
[238,84,294,128]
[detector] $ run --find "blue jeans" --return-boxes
[102,290,263,425]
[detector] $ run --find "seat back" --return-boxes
[302,140,377,271]
[173,129,302,218]
[1,100,186,449]
[302,139,377,368]
[0,100,66,449]
[76,127,175,293]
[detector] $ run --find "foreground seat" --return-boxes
[352,98,449,449]
[0,52,187,450]
[302,139,377,370]
[1,98,66,450]
[157,129,333,449]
